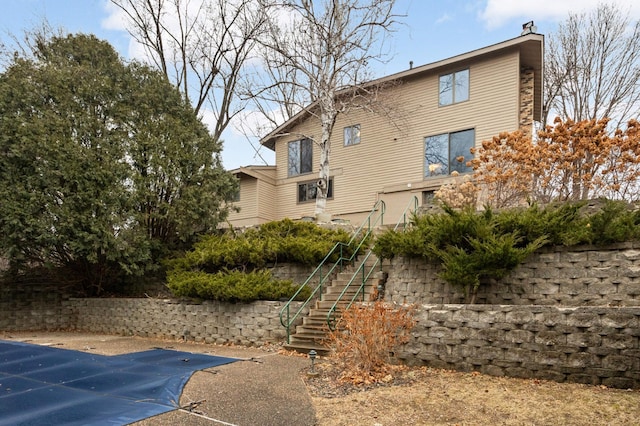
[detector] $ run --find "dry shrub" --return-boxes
[434,171,478,209]
[327,301,415,384]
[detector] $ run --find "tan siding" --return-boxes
[228,175,257,223]
[265,49,524,224]
[257,179,277,221]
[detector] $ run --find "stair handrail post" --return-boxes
[360,261,366,302]
[285,304,291,344]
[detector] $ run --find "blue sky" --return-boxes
[1,0,639,169]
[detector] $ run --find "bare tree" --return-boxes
[256,0,399,216]
[110,0,269,141]
[543,2,640,129]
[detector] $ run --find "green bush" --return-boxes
[375,205,546,301]
[164,218,357,302]
[494,201,590,246]
[170,218,354,273]
[585,200,640,244]
[374,200,640,302]
[167,269,311,302]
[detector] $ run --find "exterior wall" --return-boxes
[227,171,277,227]
[269,49,523,223]
[230,174,258,222]
[385,243,640,307]
[519,67,535,138]
[257,177,277,222]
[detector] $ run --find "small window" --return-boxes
[439,69,469,106]
[288,138,313,177]
[425,129,474,177]
[298,178,334,203]
[344,124,361,146]
[231,176,240,201]
[422,190,435,205]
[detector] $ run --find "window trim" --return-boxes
[297,177,334,204]
[343,124,361,146]
[439,68,470,106]
[424,128,475,178]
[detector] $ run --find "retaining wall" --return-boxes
[66,298,304,346]
[0,283,74,331]
[2,245,640,388]
[399,304,640,389]
[383,243,640,388]
[0,289,304,347]
[385,243,640,306]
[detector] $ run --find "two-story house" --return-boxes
[228,33,543,227]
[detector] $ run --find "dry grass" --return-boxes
[304,360,640,425]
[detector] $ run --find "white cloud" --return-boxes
[479,0,640,30]
[436,13,452,24]
[101,1,129,31]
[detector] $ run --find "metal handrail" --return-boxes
[326,250,378,330]
[326,196,419,330]
[279,200,386,343]
[393,195,419,231]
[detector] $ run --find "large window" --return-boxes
[298,178,333,203]
[439,69,469,106]
[424,129,474,177]
[344,124,361,146]
[288,138,313,176]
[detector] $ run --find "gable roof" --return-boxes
[230,165,277,185]
[260,33,544,150]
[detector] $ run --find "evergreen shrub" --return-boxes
[165,218,356,302]
[373,200,640,302]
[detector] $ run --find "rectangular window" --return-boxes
[288,138,313,176]
[422,190,435,205]
[232,177,240,201]
[424,129,474,177]
[439,69,469,106]
[298,178,334,203]
[344,124,361,146]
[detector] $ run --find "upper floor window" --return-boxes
[424,129,474,177]
[288,138,313,176]
[298,178,333,203]
[344,124,361,146]
[439,69,469,106]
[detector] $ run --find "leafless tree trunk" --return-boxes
[255,0,400,216]
[543,2,640,129]
[110,0,269,142]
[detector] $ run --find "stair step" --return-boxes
[295,325,327,335]
[316,300,352,309]
[283,342,330,356]
[289,332,329,343]
[283,249,386,350]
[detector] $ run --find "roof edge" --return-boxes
[260,33,544,149]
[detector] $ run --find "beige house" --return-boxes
[228,33,543,227]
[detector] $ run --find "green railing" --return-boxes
[393,195,419,231]
[279,200,386,344]
[326,196,419,330]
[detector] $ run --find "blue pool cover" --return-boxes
[0,340,237,425]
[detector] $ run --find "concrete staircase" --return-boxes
[283,254,385,355]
